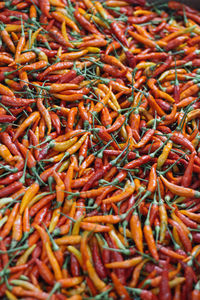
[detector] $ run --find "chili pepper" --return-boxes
[30,194,56,217]
[111,272,131,300]
[32,205,50,227]
[0,115,16,123]
[13,112,40,141]
[157,141,173,170]
[0,132,20,156]
[106,114,125,133]
[130,210,143,253]
[106,256,142,269]
[171,211,190,237]
[179,210,200,223]
[91,237,107,280]
[128,11,156,22]
[106,234,127,283]
[103,181,135,204]
[34,223,50,257]
[11,213,22,248]
[49,27,72,48]
[158,182,168,244]
[110,22,129,48]
[161,175,200,198]
[176,210,198,229]
[0,182,23,198]
[152,55,173,78]
[53,171,65,205]
[22,206,30,237]
[10,286,48,299]
[148,79,175,103]
[0,239,9,267]
[36,98,51,135]
[134,129,155,148]
[38,61,74,81]
[169,219,192,253]
[157,245,185,260]
[0,171,23,185]
[34,258,54,286]
[129,30,158,49]
[124,154,152,169]
[52,11,80,32]
[0,202,19,238]
[45,241,63,280]
[14,24,25,63]
[0,95,35,107]
[144,204,159,261]
[0,24,15,53]
[158,258,171,300]
[182,151,195,187]
[49,111,61,134]
[138,163,157,205]
[20,182,40,214]
[74,9,99,34]
[80,222,111,232]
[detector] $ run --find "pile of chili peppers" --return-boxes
[1,0,200,299]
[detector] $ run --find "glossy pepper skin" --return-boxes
[0,0,200,299]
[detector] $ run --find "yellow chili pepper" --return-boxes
[52,136,78,152]
[86,259,106,291]
[49,208,60,233]
[5,290,18,300]
[20,182,40,214]
[72,216,84,235]
[159,199,168,243]
[17,244,36,265]
[157,141,173,169]
[86,47,101,53]
[61,21,69,44]
[58,159,70,172]
[45,242,63,280]
[5,25,21,32]
[67,245,83,267]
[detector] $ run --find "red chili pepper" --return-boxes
[106,235,126,284]
[153,55,173,78]
[169,219,192,253]
[110,22,129,48]
[70,253,80,277]
[74,10,99,34]
[0,95,35,107]
[159,258,171,300]
[128,13,156,24]
[91,237,107,280]
[0,171,23,185]
[0,181,23,198]
[182,151,195,187]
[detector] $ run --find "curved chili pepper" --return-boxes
[144,204,159,261]
[161,175,200,198]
